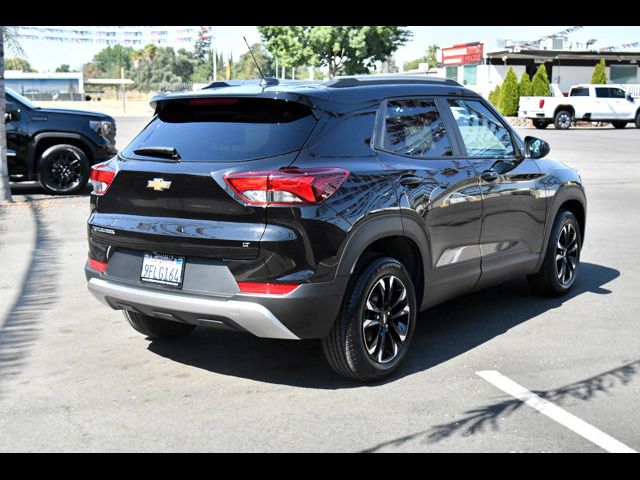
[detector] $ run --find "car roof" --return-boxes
[151,76,479,109]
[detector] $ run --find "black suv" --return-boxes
[85,76,586,381]
[5,87,117,194]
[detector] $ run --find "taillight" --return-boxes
[224,168,349,205]
[539,99,545,108]
[90,163,117,195]
[237,282,299,295]
[88,258,108,272]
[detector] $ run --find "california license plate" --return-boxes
[140,253,185,287]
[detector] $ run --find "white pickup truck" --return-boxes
[519,84,640,130]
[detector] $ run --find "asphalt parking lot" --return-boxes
[1,118,639,452]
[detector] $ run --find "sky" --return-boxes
[12,26,640,72]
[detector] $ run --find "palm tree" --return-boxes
[0,26,24,203]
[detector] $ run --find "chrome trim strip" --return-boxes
[87,278,299,340]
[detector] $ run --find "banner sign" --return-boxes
[441,43,484,66]
[15,26,210,46]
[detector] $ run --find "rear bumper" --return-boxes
[86,268,350,340]
[88,277,299,339]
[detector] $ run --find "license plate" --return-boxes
[140,253,185,287]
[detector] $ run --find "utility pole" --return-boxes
[211,26,217,82]
[121,67,126,114]
[275,56,278,78]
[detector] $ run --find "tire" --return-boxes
[528,210,581,297]
[123,311,196,340]
[37,144,90,195]
[612,121,627,129]
[554,110,573,130]
[635,111,640,129]
[321,257,417,382]
[532,119,549,129]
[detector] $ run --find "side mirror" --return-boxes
[524,136,550,159]
[5,103,21,122]
[627,93,635,102]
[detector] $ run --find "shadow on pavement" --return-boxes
[0,199,60,399]
[9,182,92,200]
[362,358,640,451]
[147,262,620,390]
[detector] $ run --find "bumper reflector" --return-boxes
[237,282,299,295]
[88,258,108,272]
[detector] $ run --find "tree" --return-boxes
[592,59,607,84]
[93,44,134,77]
[518,72,532,97]
[259,26,411,78]
[403,44,439,71]
[5,57,35,72]
[55,64,70,73]
[499,67,519,116]
[531,64,550,96]
[488,84,501,108]
[194,27,212,63]
[233,43,275,79]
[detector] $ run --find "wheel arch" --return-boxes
[29,133,96,178]
[336,214,429,307]
[536,185,587,272]
[554,105,575,118]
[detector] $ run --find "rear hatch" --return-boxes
[89,95,319,260]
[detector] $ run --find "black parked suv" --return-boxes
[5,87,117,194]
[85,76,586,381]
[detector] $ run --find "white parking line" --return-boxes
[476,370,636,453]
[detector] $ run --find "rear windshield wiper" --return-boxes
[133,146,181,160]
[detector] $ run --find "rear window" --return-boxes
[122,97,317,162]
[570,87,589,97]
[595,88,611,98]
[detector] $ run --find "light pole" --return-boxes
[210,26,217,82]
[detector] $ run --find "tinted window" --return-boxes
[610,88,627,98]
[122,97,317,162]
[570,87,589,97]
[383,99,452,157]
[595,87,611,98]
[447,99,515,157]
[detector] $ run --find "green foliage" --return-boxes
[403,44,439,71]
[5,57,36,72]
[232,43,275,79]
[531,64,550,96]
[488,84,501,108]
[499,67,519,116]
[55,64,70,73]
[518,72,532,97]
[93,45,135,77]
[591,59,607,84]
[258,26,411,78]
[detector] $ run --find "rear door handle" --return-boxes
[399,175,423,187]
[481,170,499,182]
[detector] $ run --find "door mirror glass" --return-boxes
[524,136,550,159]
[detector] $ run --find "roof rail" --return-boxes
[326,76,462,88]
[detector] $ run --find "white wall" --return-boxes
[433,63,640,99]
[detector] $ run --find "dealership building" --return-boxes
[413,40,640,98]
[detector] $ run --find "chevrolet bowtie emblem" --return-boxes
[147,178,172,191]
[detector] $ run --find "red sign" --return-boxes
[442,43,484,66]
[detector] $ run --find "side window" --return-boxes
[383,98,452,158]
[610,88,626,99]
[595,87,611,98]
[570,87,589,97]
[446,99,516,158]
